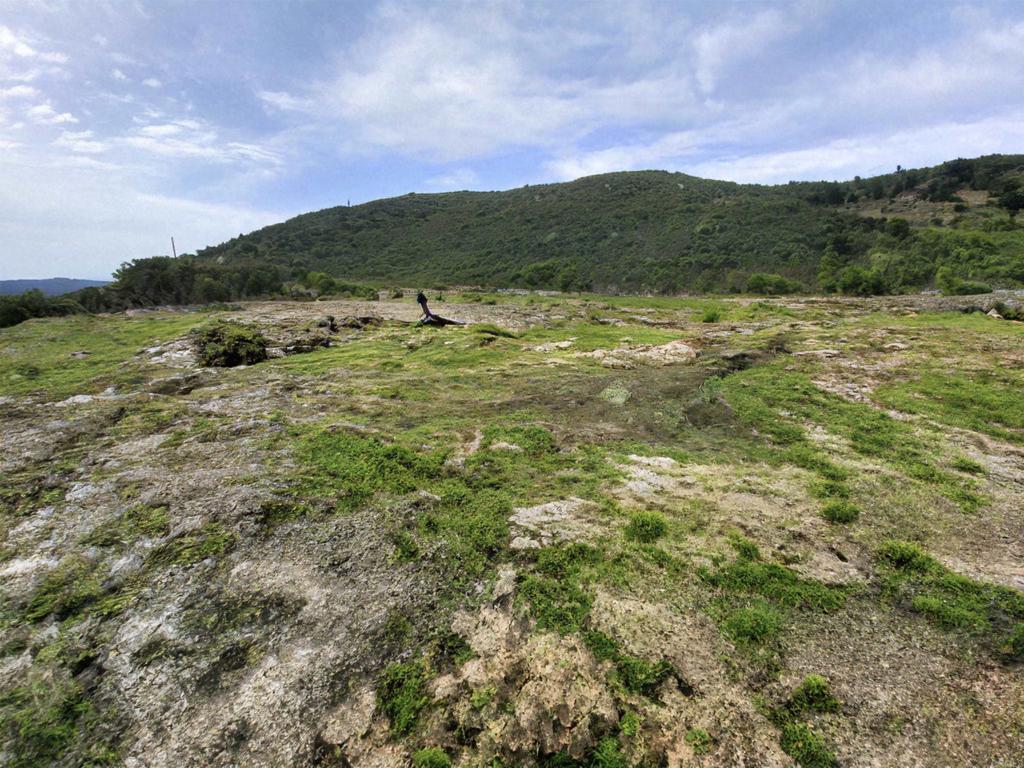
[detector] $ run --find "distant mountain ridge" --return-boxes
[189,154,1024,294]
[0,278,111,296]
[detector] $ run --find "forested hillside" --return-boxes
[5,155,1023,329]
[192,154,1024,295]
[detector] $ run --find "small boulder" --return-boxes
[147,371,212,395]
[337,315,383,329]
[314,315,336,331]
[282,333,332,355]
[599,383,631,405]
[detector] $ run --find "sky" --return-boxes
[1,0,1024,280]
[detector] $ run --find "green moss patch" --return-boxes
[377,660,430,736]
[520,543,602,633]
[779,722,837,768]
[292,428,446,512]
[146,522,234,568]
[878,541,1024,659]
[876,372,1024,445]
[700,536,846,668]
[721,365,984,514]
[82,504,170,547]
[412,748,451,768]
[583,630,675,698]
[0,676,96,768]
[24,556,104,623]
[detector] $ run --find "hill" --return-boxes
[5,155,1021,327]
[0,278,110,296]
[191,153,1024,295]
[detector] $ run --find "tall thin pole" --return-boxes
[171,237,177,258]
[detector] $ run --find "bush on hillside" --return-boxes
[936,267,991,296]
[835,265,888,296]
[0,290,86,328]
[746,273,804,295]
[192,322,269,367]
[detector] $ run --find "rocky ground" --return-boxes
[1,290,1023,768]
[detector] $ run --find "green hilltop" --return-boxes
[3,154,1024,327]
[191,153,1024,295]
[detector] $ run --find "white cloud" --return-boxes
[257,90,311,111]
[140,123,182,136]
[323,20,577,159]
[122,119,282,166]
[266,2,810,163]
[142,77,161,88]
[0,25,67,63]
[0,85,38,99]
[0,149,285,279]
[687,111,1024,184]
[302,3,702,162]
[112,68,128,81]
[693,10,791,94]
[426,167,479,190]
[53,129,107,154]
[0,26,37,58]
[26,103,78,124]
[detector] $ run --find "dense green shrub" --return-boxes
[821,501,859,523]
[301,271,377,299]
[835,265,887,296]
[0,290,85,328]
[624,511,668,543]
[936,266,991,295]
[747,273,804,294]
[789,675,840,714]
[192,322,269,367]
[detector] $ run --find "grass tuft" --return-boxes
[377,660,429,736]
[685,727,713,755]
[722,602,783,646]
[624,511,667,543]
[412,748,451,768]
[192,321,268,367]
[789,675,840,714]
[821,501,859,524]
[779,722,837,768]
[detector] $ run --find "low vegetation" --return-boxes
[2,291,1022,767]
[878,541,1024,659]
[192,321,269,367]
